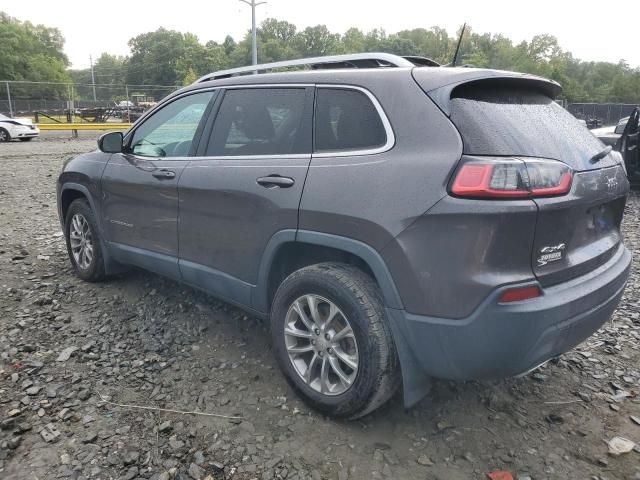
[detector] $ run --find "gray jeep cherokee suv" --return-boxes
[57,53,631,418]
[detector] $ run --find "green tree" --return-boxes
[223,35,236,56]
[182,67,198,85]
[259,18,297,43]
[203,41,229,73]
[340,28,366,53]
[295,25,340,57]
[12,10,639,106]
[0,12,69,98]
[126,28,189,86]
[68,53,128,101]
[253,18,299,62]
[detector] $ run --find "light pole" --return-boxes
[89,55,97,102]
[239,0,266,66]
[5,82,13,118]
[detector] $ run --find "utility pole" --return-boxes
[125,84,130,123]
[68,84,78,138]
[89,54,97,102]
[239,0,266,66]
[5,82,13,118]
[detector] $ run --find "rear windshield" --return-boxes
[450,86,603,164]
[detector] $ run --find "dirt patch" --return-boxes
[1,138,639,480]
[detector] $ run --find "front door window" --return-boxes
[130,91,214,158]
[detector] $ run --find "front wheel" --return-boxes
[64,199,106,282]
[271,263,400,419]
[0,128,10,142]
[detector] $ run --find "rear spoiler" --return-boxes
[412,68,562,116]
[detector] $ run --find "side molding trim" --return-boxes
[180,258,253,307]
[106,242,181,281]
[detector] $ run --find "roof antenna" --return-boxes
[450,23,467,67]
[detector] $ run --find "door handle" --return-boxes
[256,175,295,188]
[152,169,176,179]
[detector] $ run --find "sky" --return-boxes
[4,0,640,69]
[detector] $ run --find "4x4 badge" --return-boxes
[537,243,566,266]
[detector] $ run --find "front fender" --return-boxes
[57,151,125,275]
[57,151,111,229]
[58,182,99,229]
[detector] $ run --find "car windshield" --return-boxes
[0,113,8,120]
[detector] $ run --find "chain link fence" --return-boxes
[567,103,639,127]
[1,81,180,123]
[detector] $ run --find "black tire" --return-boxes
[271,262,400,419]
[64,199,106,282]
[0,128,10,142]
[19,137,33,142]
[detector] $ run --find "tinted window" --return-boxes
[450,86,603,163]
[314,88,387,152]
[206,88,308,156]
[130,91,214,157]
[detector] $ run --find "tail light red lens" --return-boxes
[451,158,572,199]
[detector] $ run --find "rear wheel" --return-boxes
[0,128,10,142]
[19,137,33,142]
[271,263,400,419]
[64,199,106,282]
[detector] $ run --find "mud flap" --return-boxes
[385,308,432,407]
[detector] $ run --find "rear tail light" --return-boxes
[498,285,541,303]
[451,158,572,199]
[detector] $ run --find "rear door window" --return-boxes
[206,88,309,156]
[314,88,387,153]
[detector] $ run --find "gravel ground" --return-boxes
[1,136,639,480]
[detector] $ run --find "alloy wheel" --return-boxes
[69,213,94,270]
[284,294,359,396]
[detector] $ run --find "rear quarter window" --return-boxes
[314,88,387,153]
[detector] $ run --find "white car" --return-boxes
[0,113,39,142]
[592,116,631,147]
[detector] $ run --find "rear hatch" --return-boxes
[419,72,629,286]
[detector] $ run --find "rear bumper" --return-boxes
[388,244,631,381]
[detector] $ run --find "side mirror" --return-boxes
[98,131,123,153]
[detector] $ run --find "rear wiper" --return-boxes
[590,145,612,164]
